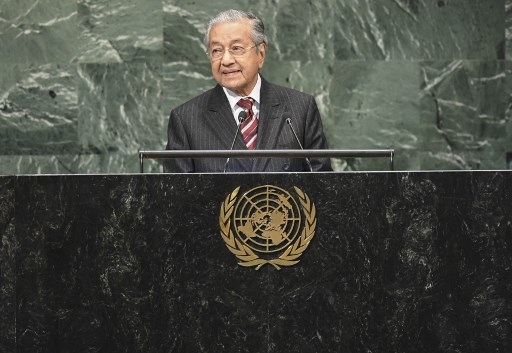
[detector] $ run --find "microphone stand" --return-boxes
[223,110,248,173]
[286,117,313,172]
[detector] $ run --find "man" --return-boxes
[164,9,331,173]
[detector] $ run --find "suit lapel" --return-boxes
[253,79,286,171]
[205,85,237,148]
[206,85,252,171]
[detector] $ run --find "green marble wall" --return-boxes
[1,0,511,173]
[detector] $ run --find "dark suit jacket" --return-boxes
[163,77,332,173]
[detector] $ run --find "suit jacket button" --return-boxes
[283,163,290,171]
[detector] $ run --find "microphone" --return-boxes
[286,116,313,172]
[223,110,248,172]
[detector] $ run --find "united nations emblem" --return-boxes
[219,185,317,270]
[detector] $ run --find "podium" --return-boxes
[1,171,511,352]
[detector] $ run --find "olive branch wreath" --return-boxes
[219,186,317,270]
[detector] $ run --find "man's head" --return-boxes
[205,10,267,96]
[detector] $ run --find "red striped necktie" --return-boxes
[237,97,258,150]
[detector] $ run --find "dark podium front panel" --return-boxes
[0,172,511,353]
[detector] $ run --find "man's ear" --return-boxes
[258,43,266,69]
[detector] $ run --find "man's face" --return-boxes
[209,20,266,97]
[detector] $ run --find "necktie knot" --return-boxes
[237,97,254,111]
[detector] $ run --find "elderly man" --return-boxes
[164,9,331,173]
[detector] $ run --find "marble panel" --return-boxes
[262,60,333,107]
[7,172,512,351]
[0,155,77,175]
[15,176,156,352]
[164,0,335,63]
[507,0,512,59]
[420,61,509,170]
[0,0,79,64]
[162,61,215,115]
[77,62,165,155]
[505,61,512,166]
[0,64,79,155]
[76,0,163,63]
[250,0,335,63]
[0,177,15,353]
[0,154,162,175]
[333,0,505,60]
[267,174,378,352]
[15,175,271,352]
[328,60,420,171]
[418,0,505,60]
[163,0,251,63]
[267,172,512,352]
[162,0,219,63]
[333,0,421,60]
[157,175,271,352]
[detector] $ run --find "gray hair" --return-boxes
[204,9,268,52]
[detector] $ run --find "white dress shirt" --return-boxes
[223,74,261,124]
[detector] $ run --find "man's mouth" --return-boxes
[223,70,241,77]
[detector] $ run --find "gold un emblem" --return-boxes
[219,185,317,270]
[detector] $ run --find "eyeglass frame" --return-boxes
[207,43,262,60]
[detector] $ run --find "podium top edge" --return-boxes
[138,149,395,158]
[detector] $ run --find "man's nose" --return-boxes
[220,50,235,65]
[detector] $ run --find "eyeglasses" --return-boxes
[208,44,258,60]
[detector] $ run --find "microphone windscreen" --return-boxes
[238,110,248,123]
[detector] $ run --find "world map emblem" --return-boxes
[219,185,317,270]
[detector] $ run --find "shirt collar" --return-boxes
[223,74,261,110]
